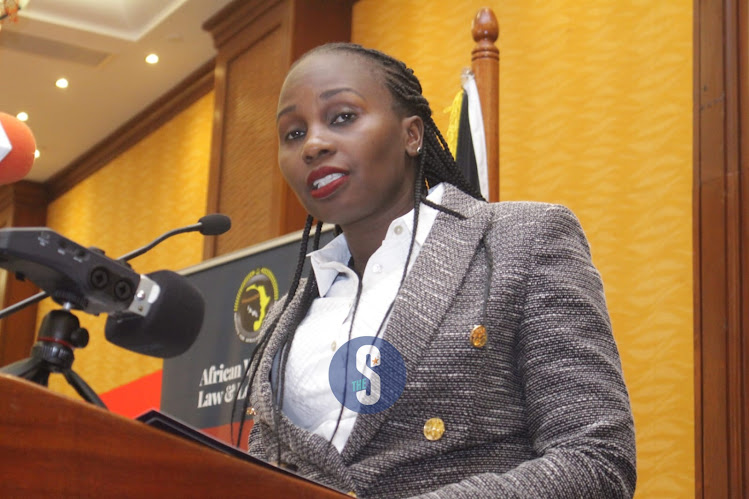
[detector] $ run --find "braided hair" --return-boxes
[233,43,484,457]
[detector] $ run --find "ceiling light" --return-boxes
[34,149,40,159]
[16,112,28,121]
[56,78,69,89]
[145,54,159,64]
[0,0,30,24]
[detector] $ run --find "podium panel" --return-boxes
[0,375,345,497]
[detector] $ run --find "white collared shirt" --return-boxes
[281,183,444,452]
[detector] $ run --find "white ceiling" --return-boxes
[0,0,234,182]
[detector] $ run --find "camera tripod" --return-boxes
[0,306,107,408]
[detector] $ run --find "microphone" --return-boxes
[105,270,204,358]
[101,215,231,358]
[0,214,232,321]
[0,112,36,184]
[0,214,232,357]
[197,213,231,236]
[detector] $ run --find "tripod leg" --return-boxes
[0,357,50,386]
[63,369,107,409]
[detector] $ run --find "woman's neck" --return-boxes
[343,221,389,277]
[342,201,414,277]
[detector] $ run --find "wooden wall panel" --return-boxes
[739,0,749,494]
[0,181,47,367]
[693,0,749,497]
[217,27,287,254]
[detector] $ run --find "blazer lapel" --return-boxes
[253,286,354,485]
[340,185,492,463]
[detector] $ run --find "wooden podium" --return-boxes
[0,374,346,497]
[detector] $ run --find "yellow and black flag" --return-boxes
[446,70,489,200]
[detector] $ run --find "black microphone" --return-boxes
[0,214,232,319]
[198,214,231,236]
[101,216,232,358]
[105,270,204,358]
[0,214,232,356]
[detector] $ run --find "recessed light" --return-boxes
[56,78,69,89]
[34,149,40,159]
[16,112,28,121]
[145,53,159,64]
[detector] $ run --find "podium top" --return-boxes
[0,374,347,497]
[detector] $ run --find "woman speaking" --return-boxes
[239,43,636,499]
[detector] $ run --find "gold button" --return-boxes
[246,407,257,418]
[423,417,445,441]
[470,325,487,348]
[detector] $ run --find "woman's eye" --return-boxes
[331,112,356,125]
[284,129,305,141]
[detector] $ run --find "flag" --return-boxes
[445,71,489,200]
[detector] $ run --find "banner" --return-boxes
[159,227,334,441]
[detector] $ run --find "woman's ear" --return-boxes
[403,115,424,157]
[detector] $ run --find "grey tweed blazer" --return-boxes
[248,184,636,498]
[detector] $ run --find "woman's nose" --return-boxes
[302,126,334,163]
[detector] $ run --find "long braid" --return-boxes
[234,215,315,446]
[242,43,487,459]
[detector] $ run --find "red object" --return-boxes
[99,369,163,418]
[0,112,36,184]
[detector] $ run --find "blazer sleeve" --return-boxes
[409,204,637,499]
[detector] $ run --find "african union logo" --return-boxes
[233,267,279,343]
[328,336,406,414]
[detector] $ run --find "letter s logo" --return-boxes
[329,336,406,414]
[355,345,381,405]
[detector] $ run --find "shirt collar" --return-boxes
[309,183,445,297]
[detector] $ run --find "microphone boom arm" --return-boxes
[0,290,47,321]
[116,224,199,263]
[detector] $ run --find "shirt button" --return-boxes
[372,263,382,273]
[423,417,445,441]
[331,341,337,351]
[393,225,404,235]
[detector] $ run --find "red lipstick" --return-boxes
[307,166,349,199]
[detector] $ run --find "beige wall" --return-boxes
[353,1,693,497]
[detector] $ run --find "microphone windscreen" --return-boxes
[198,214,231,236]
[0,113,36,185]
[104,270,204,358]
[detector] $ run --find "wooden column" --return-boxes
[203,0,353,258]
[693,0,749,497]
[471,8,499,202]
[0,181,47,367]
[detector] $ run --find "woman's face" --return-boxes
[276,51,421,231]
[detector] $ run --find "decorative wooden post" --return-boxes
[471,8,499,202]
